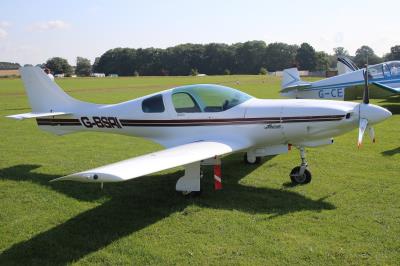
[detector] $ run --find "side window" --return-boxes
[389,63,400,77]
[172,92,201,113]
[142,94,165,113]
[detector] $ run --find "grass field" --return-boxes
[0,75,399,265]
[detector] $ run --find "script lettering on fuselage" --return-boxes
[318,88,344,99]
[264,124,282,129]
[81,116,122,128]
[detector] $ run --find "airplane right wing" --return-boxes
[372,82,400,94]
[51,139,251,183]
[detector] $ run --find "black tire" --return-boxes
[243,153,261,164]
[290,166,312,185]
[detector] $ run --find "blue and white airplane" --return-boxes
[281,57,400,100]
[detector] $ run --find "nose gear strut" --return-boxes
[289,147,312,185]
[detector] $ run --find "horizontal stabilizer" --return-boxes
[280,82,311,93]
[6,112,71,120]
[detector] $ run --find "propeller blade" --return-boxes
[358,118,368,148]
[368,126,376,143]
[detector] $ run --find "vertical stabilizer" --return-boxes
[282,68,301,88]
[19,66,81,113]
[337,56,359,75]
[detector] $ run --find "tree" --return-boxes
[75,57,91,76]
[203,43,234,75]
[315,51,330,71]
[0,62,20,70]
[259,67,267,75]
[45,57,73,75]
[353,45,382,67]
[190,68,199,76]
[296,43,317,71]
[92,57,100,73]
[333,47,349,57]
[384,45,400,61]
[232,41,267,74]
[264,43,298,72]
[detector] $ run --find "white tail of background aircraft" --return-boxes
[281,68,311,91]
[337,56,359,75]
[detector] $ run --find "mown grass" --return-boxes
[0,75,399,265]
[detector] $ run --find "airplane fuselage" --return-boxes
[36,91,368,151]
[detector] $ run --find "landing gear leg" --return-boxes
[176,161,202,196]
[290,147,312,185]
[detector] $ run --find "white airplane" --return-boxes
[7,66,392,195]
[281,57,400,100]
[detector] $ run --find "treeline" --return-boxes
[14,42,400,76]
[94,42,318,76]
[0,62,20,70]
[93,42,400,76]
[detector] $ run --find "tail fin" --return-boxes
[19,66,80,113]
[282,68,303,88]
[337,56,359,75]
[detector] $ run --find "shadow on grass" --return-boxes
[382,147,400,156]
[0,154,335,265]
[381,104,400,115]
[380,95,400,103]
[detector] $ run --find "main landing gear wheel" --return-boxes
[290,166,312,185]
[244,153,261,164]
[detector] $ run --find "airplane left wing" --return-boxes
[51,140,251,183]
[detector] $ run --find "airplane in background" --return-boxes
[7,67,391,195]
[281,57,400,100]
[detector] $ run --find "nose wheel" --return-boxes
[290,166,312,184]
[289,147,312,185]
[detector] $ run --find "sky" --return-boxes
[1,0,399,65]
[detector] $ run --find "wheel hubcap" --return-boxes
[295,173,306,183]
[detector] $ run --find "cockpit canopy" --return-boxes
[368,61,400,79]
[172,84,252,113]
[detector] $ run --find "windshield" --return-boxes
[172,84,252,113]
[368,64,384,79]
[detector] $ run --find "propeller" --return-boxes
[357,63,375,147]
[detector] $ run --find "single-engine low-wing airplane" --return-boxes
[281,57,400,100]
[7,66,392,195]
